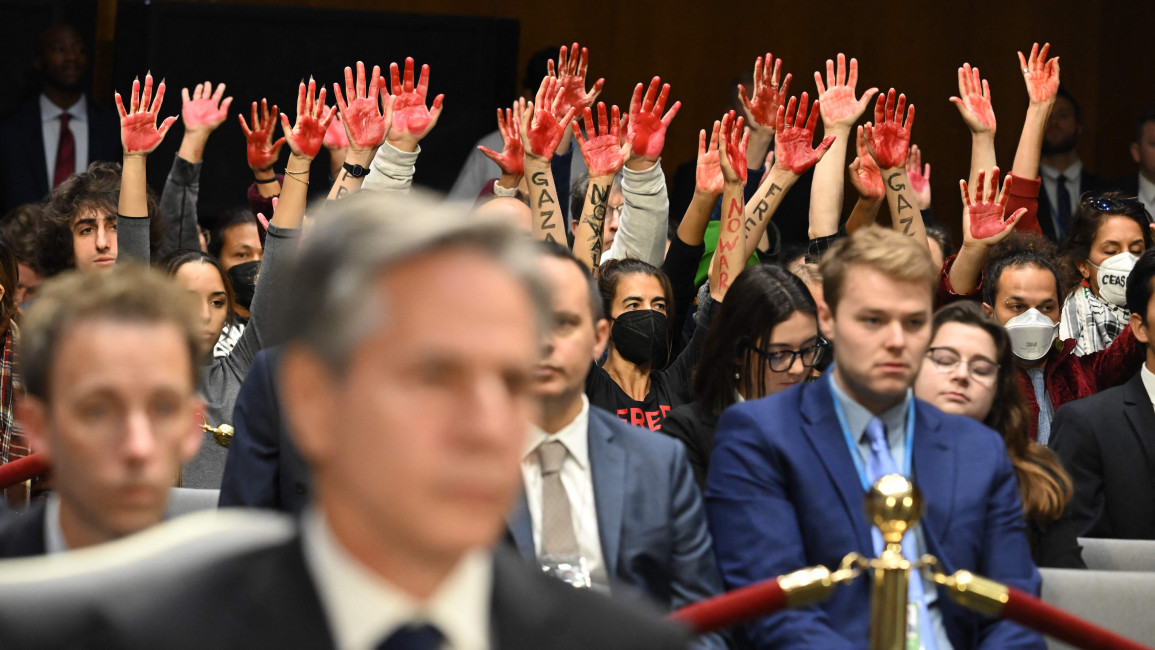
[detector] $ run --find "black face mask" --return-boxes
[610,310,669,368]
[227,260,261,311]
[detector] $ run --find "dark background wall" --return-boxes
[3,0,1153,239]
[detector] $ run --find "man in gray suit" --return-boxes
[507,243,726,650]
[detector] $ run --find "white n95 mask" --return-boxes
[1004,308,1059,361]
[1090,252,1138,307]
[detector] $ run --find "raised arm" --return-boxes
[239,98,286,210]
[478,100,526,198]
[160,80,231,256]
[1012,43,1060,183]
[274,78,336,230]
[361,57,443,193]
[846,125,885,234]
[547,42,604,123]
[329,61,392,201]
[745,95,834,258]
[709,111,748,301]
[738,52,791,176]
[115,72,177,264]
[573,102,629,272]
[679,120,724,247]
[809,53,878,239]
[906,144,932,211]
[322,114,350,181]
[864,89,926,250]
[948,168,1026,295]
[949,63,997,191]
[519,77,577,245]
[609,76,681,266]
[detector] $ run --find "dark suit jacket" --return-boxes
[218,347,310,514]
[507,406,725,649]
[0,500,46,558]
[0,97,120,213]
[1047,371,1155,547]
[1036,168,1107,242]
[706,377,1044,649]
[0,537,690,649]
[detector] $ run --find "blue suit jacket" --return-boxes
[706,379,1043,649]
[218,348,310,514]
[508,406,727,649]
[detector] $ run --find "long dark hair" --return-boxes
[693,265,816,414]
[163,250,236,328]
[931,301,1072,524]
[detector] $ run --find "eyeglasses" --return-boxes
[925,347,1000,385]
[749,339,828,373]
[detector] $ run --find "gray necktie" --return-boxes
[538,440,579,556]
[1027,367,1054,445]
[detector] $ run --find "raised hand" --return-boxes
[772,92,836,175]
[718,110,748,183]
[478,100,526,177]
[864,89,915,169]
[814,53,877,128]
[739,52,791,131]
[949,63,995,134]
[849,125,884,201]
[1018,42,1060,105]
[906,144,932,209]
[238,98,285,171]
[574,102,629,178]
[279,78,337,159]
[518,76,577,160]
[115,73,178,154]
[324,114,350,150]
[961,167,1025,244]
[334,61,390,151]
[385,57,444,151]
[695,121,724,195]
[182,81,232,134]
[627,76,680,164]
[547,42,604,121]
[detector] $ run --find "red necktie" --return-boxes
[53,113,76,188]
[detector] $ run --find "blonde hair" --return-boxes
[819,227,938,312]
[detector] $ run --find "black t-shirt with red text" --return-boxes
[584,295,719,431]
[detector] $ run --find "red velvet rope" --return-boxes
[669,577,786,635]
[999,586,1150,650]
[0,452,49,490]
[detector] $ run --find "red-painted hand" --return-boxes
[279,78,337,160]
[813,53,878,128]
[1018,42,1060,105]
[255,196,279,233]
[519,76,577,160]
[627,77,680,163]
[739,52,791,132]
[574,102,628,178]
[547,42,604,122]
[961,167,1025,244]
[181,81,232,133]
[385,57,444,148]
[115,73,178,154]
[718,110,748,183]
[324,114,350,150]
[949,63,995,134]
[848,125,884,201]
[906,144,932,210]
[773,93,836,175]
[478,100,525,176]
[334,61,389,150]
[863,89,915,169]
[238,99,286,171]
[696,121,724,195]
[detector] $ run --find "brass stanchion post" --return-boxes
[864,474,924,650]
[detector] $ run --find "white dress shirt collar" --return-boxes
[40,93,86,123]
[1141,363,1155,408]
[1040,158,1082,182]
[42,493,69,555]
[524,395,590,469]
[301,508,493,650]
[1137,174,1155,220]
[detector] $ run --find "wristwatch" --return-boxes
[342,162,370,178]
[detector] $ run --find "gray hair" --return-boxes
[285,192,551,373]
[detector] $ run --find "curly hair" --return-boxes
[0,203,46,273]
[38,161,161,277]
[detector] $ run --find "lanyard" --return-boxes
[828,373,916,491]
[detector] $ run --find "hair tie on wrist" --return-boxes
[255,176,278,184]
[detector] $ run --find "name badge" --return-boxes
[906,601,921,650]
[540,554,591,589]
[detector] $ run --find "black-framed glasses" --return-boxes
[925,347,1000,386]
[749,339,828,373]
